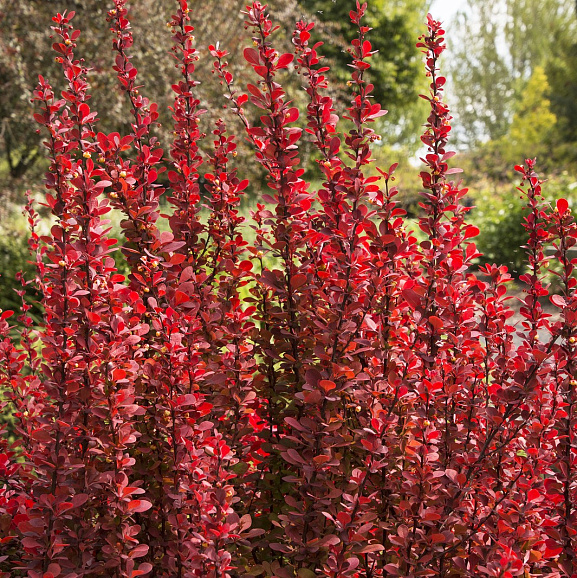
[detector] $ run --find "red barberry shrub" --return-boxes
[1,1,576,577]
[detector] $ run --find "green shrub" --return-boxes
[471,190,528,275]
[0,216,41,324]
[472,174,577,275]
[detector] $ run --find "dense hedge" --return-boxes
[1,2,576,577]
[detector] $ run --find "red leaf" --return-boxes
[557,198,569,214]
[243,47,261,66]
[78,102,90,121]
[132,563,152,576]
[357,543,384,553]
[428,315,443,332]
[318,535,340,546]
[403,288,422,310]
[56,502,74,515]
[551,294,566,308]
[45,563,61,577]
[276,53,294,69]
[254,65,269,78]
[175,290,189,304]
[362,40,372,57]
[528,489,541,502]
[129,544,149,559]
[464,225,480,239]
[284,107,299,124]
[127,500,152,513]
[319,379,336,392]
[239,260,253,272]
[291,273,307,289]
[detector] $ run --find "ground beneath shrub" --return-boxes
[505,282,559,346]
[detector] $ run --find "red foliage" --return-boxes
[1,2,576,577]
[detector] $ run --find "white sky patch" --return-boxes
[430,0,465,26]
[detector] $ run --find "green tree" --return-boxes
[507,66,557,165]
[449,0,576,148]
[546,21,577,163]
[449,0,517,146]
[300,0,428,146]
[456,67,558,182]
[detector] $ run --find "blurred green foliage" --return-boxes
[305,0,427,130]
[470,190,529,276]
[449,0,577,149]
[0,213,41,324]
[470,174,577,276]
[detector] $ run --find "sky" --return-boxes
[429,0,465,29]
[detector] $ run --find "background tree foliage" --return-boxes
[303,0,427,120]
[449,0,577,156]
[0,0,170,200]
[445,0,577,275]
[507,66,557,165]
